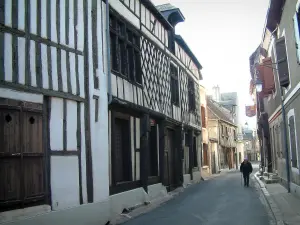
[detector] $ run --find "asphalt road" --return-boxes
[122,170,273,225]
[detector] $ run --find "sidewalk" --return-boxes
[254,172,300,225]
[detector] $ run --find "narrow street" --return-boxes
[122,169,273,225]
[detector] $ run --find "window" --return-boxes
[293,11,300,62]
[170,64,179,106]
[288,114,298,168]
[233,129,236,139]
[188,77,195,111]
[110,13,141,84]
[275,36,290,88]
[201,106,206,128]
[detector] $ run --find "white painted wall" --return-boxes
[66,100,77,150]
[0,88,43,103]
[51,156,80,210]
[50,97,64,151]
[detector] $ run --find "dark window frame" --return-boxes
[188,77,196,112]
[110,11,142,85]
[170,64,180,106]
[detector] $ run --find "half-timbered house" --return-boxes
[107,1,203,216]
[0,0,111,224]
[0,0,203,224]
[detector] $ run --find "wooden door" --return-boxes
[0,99,45,212]
[211,151,216,174]
[114,118,131,183]
[164,128,175,191]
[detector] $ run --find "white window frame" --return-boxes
[287,108,300,173]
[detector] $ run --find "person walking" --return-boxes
[240,158,253,187]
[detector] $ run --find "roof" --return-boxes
[207,98,236,126]
[175,35,202,70]
[156,3,177,11]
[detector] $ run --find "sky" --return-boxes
[152,0,270,129]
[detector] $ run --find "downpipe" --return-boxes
[106,0,112,104]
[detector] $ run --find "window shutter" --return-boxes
[275,37,290,88]
[288,116,298,168]
[293,13,300,62]
[261,57,275,95]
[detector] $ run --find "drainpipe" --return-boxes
[105,0,112,104]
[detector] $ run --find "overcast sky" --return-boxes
[152,0,270,128]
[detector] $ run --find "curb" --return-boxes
[253,172,285,225]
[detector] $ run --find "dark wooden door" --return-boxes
[164,128,175,191]
[212,151,216,174]
[114,118,131,183]
[0,99,45,212]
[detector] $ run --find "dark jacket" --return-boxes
[240,161,253,174]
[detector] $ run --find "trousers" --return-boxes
[243,173,250,186]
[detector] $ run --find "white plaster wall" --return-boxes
[147,183,168,201]
[50,97,63,151]
[237,142,244,165]
[183,174,191,186]
[193,171,201,183]
[290,182,300,199]
[130,117,135,179]
[0,205,51,224]
[90,63,109,204]
[51,156,80,210]
[85,0,109,203]
[66,100,77,150]
[3,200,111,225]
[80,103,88,204]
[0,88,43,103]
[110,1,140,29]
[110,188,148,217]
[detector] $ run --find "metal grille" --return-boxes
[141,37,171,116]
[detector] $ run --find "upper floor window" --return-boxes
[170,64,179,106]
[110,13,142,84]
[293,10,300,62]
[201,106,206,128]
[188,77,195,112]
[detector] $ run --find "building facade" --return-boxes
[207,98,238,173]
[200,84,210,175]
[0,0,110,224]
[250,0,300,198]
[0,1,203,224]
